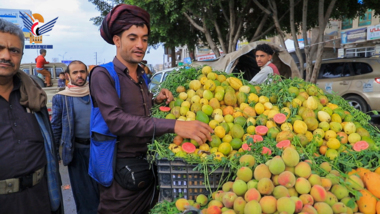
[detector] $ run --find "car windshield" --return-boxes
[152,73,162,83]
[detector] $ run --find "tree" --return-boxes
[300,0,380,82]
[88,0,200,67]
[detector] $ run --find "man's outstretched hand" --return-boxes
[174,120,213,145]
[155,88,173,105]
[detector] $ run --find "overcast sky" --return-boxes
[1,0,164,66]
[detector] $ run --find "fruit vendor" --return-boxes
[249,43,280,84]
[89,4,213,214]
[0,19,63,214]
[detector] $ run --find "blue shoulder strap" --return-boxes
[100,62,121,98]
[89,62,121,187]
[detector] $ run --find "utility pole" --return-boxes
[94,52,97,65]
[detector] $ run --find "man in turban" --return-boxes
[90,4,213,214]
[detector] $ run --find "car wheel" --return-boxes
[29,75,45,88]
[345,95,368,112]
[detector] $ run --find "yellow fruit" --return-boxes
[344,122,356,134]
[209,120,219,129]
[200,77,208,85]
[281,107,291,118]
[217,74,227,83]
[325,130,337,140]
[202,105,213,116]
[224,115,234,123]
[293,120,307,134]
[233,111,244,118]
[218,142,232,155]
[292,98,302,108]
[305,96,318,110]
[331,114,342,123]
[239,86,251,94]
[204,80,216,91]
[263,102,273,110]
[248,93,259,103]
[313,129,325,139]
[268,110,279,119]
[214,152,225,161]
[263,110,270,116]
[327,138,341,149]
[325,149,339,160]
[181,101,191,108]
[272,105,279,111]
[227,77,243,90]
[178,116,186,121]
[214,114,224,123]
[202,66,212,75]
[199,144,210,151]
[222,134,233,143]
[305,131,313,142]
[247,117,256,126]
[240,103,249,111]
[210,147,218,153]
[179,92,188,100]
[266,121,277,129]
[281,122,293,132]
[215,126,226,138]
[189,80,202,91]
[327,103,339,110]
[348,133,361,144]
[212,109,223,117]
[207,72,217,80]
[186,111,195,119]
[255,103,265,114]
[175,198,190,211]
[318,111,331,122]
[199,98,208,105]
[259,96,269,104]
[247,126,256,134]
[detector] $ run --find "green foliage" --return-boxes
[149,200,180,214]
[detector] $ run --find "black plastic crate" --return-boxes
[156,158,230,202]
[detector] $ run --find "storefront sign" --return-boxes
[338,49,345,58]
[367,24,380,40]
[197,54,217,61]
[341,28,367,44]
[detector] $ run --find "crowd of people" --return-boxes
[0,3,278,214]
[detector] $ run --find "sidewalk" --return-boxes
[59,162,77,214]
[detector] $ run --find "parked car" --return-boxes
[148,67,179,95]
[20,62,67,116]
[191,41,300,81]
[313,57,380,115]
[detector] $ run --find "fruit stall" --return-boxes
[148,65,380,214]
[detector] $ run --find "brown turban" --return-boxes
[100,4,150,45]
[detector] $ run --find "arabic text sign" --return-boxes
[341,27,367,44]
[367,24,380,40]
[25,45,53,49]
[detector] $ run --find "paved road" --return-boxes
[59,163,77,214]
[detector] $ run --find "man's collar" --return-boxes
[12,75,21,91]
[113,57,145,75]
[261,61,271,69]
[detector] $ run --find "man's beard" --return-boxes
[69,76,86,86]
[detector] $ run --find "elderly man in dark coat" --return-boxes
[0,19,63,214]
